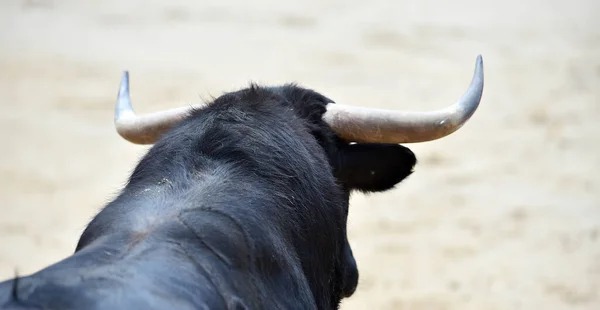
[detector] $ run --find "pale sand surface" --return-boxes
[1,0,599,309]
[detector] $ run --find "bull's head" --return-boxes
[114,56,484,145]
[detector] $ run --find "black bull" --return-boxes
[0,68,481,309]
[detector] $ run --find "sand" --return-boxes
[1,0,599,309]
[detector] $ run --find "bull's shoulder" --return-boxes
[174,207,318,310]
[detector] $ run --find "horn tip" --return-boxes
[120,71,130,89]
[116,70,135,120]
[470,54,484,88]
[475,55,484,74]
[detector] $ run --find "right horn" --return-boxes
[323,55,484,144]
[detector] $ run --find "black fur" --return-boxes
[0,84,416,310]
[10,273,19,304]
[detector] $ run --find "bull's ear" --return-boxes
[335,143,416,192]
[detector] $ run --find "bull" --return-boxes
[0,56,484,309]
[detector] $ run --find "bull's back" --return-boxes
[0,212,317,310]
[0,236,228,310]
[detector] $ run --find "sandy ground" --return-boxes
[1,0,599,309]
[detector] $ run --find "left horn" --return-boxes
[114,71,202,144]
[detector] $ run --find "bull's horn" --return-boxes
[323,55,484,143]
[114,71,202,144]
